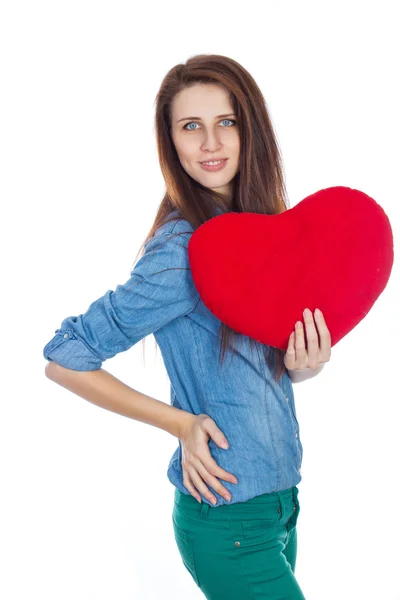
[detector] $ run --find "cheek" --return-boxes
[175,143,198,164]
[227,139,240,162]
[181,154,195,168]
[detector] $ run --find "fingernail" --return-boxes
[221,442,229,449]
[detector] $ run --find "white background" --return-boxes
[1,1,399,599]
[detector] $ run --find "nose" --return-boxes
[201,130,223,151]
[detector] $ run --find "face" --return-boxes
[170,83,240,205]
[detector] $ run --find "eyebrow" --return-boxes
[176,113,237,124]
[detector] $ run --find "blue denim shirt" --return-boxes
[43,210,303,506]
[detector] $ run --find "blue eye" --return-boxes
[183,119,236,131]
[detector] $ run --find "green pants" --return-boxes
[172,485,305,599]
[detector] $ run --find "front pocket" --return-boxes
[173,502,229,530]
[243,515,279,532]
[239,516,281,546]
[285,499,300,540]
[172,518,201,587]
[291,500,300,527]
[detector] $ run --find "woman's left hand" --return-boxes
[284,308,331,371]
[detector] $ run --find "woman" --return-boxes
[43,54,331,599]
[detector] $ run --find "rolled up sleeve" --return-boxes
[43,222,200,371]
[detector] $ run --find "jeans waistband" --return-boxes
[174,486,299,521]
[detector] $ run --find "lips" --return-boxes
[199,158,229,172]
[200,158,228,163]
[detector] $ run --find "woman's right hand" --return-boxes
[178,413,238,505]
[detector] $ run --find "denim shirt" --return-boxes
[43,210,303,506]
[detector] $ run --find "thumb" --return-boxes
[203,417,230,449]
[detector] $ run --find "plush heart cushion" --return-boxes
[187,186,394,350]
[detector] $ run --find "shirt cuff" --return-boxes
[43,328,102,371]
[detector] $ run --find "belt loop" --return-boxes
[200,501,210,519]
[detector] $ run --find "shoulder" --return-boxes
[152,211,195,243]
[140,213,195,269]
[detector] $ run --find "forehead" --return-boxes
[171,83,232,117]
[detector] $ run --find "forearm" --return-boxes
[288,363,325,383]
[44,362,193,438]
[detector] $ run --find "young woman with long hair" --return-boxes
[43,53,330,599]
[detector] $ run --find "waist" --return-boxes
[174,485,299,520]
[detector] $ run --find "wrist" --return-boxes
[175,410,195,440]
[288,363,325,383]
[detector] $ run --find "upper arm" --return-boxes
[42,221,200,371]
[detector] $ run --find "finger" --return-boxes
[186,466,219,505]
[182,474,202,503]
[314,309,332,359]
[285,331,296,370]
[196,461,233,501]
[202,415,230,450]
[294,320,307,368]
[198,449,238,485]
[303,308,320,368]
[287,331,295,354]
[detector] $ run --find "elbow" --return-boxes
[45,360,71,381]
[45,361,101,381]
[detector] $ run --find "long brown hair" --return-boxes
[132,53,291,383]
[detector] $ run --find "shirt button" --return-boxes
[285,396,289,402]
[234,541,241,547]
[295,433,298,438]
[63,333,69,339]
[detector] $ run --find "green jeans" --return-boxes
[172,485,305,599]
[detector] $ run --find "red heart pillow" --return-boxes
[187,186,394,350]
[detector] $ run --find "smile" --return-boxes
[200,159,228,171]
